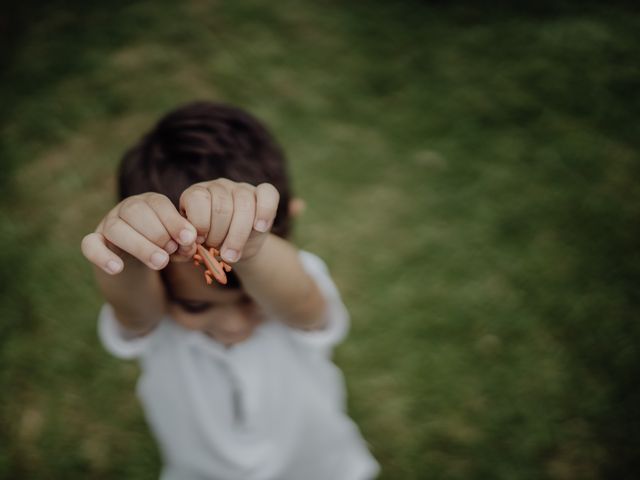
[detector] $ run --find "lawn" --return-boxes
[1,1,639,479]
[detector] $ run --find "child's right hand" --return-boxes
[81,193,198,275]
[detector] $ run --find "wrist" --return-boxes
[234,233,275,270]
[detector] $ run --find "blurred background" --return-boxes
[1,1,639,478]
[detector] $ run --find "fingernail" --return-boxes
[151,251,169,268]
[222,249,238,262]
[254,220,268,232]
[165,240,179,254]
[179,229,195,245]
[106,260,123,274]
[196,235,205,244]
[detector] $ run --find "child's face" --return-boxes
[163,262,263,346]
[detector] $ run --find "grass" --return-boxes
[1,1,639,478]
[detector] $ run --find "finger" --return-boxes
[179,185,211,244]
[118,197,177,254]
[95,212,119,249]
[102,217,170,270]
[146,194,197,247]
[253,183,280,232]
[169,243,198,263]
[206,183,234,248]
[220,187,256,263]
[81,232,124,275]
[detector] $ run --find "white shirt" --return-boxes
[98,251,379,480]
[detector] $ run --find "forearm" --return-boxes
[233,234,326,329]
[94,254,166,333]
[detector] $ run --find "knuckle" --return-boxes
[119,198,145,218]
[80,232,92,247]
[258,184,279,208]
[259,182,278,195]
[180,188,206,210]
[147,193,170,210]
[214,178,234,188]
[80,234,96,256]
[212,191,233,216]
[180,188,210,224]
[213,202,233,217]
[102,217,119,235]
[186,186,210,202]
[234,190,255,211]
[215,203,233,218]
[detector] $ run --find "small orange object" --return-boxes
[192,244,232,285]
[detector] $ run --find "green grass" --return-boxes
[1,1,639,478]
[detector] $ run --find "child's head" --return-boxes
[117,101,294,344]
[118,101,292,238]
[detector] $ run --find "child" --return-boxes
[81,101,380,480]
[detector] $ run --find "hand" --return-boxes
[179,179,280,263]
[81,193,198,274]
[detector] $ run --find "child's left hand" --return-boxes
[179,179,280,264]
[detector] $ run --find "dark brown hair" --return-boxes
[117,101,293,238]
[117,101,293,290]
